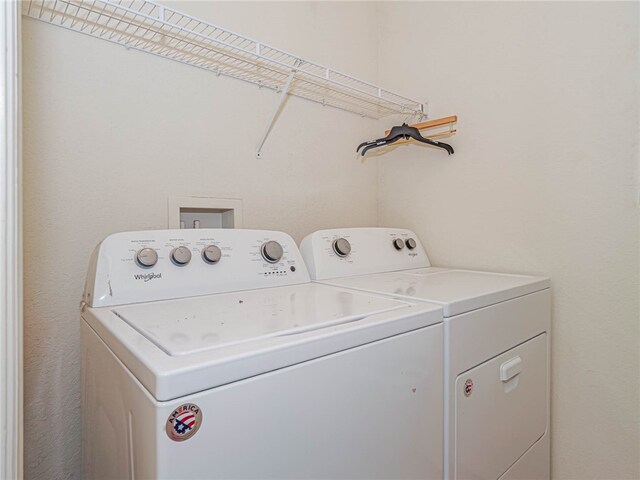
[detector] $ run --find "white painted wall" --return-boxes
[377,2,639,479]
[22,1,640,479]
[21,2,380,478]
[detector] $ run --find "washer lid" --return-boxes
[322,269,550,317]
[86,283,442,400]
[112,283,412,356]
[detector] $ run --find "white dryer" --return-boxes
[300,228,551,480]
[81,228,445,479]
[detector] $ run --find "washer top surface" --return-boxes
[112,282,416,357]
[87,282,441,400]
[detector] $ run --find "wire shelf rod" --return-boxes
[30,1,410,115]
[152,1,412,101]
[23,0,425,118]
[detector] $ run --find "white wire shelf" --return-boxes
[23,0,425,120]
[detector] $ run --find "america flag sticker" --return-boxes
[464,378,474,397]
[166,403,202,442]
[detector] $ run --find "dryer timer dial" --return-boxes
[332,238,352,257]
[393,238,405,250]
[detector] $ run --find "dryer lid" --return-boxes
[321,269,550,317]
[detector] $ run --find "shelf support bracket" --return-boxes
[256,66,297,159]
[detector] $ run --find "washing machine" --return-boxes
[300,228,551,480]
[80,228,445,479]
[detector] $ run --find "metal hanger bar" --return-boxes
[384,115,457,135]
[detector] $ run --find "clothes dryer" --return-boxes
[300,227,551,480]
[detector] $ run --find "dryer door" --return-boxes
[454,333,548,479]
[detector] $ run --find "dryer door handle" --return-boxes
[500,356,523,382]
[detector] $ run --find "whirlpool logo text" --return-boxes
[133,272,162,282]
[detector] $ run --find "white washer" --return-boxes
[81,228,445,479]
[300,228,551,480]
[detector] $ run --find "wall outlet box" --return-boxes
[168,197,243,229]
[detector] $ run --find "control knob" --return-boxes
[332,238,351,257]
[136,248,158,268]
[171,246,192,266]
[393,238,405,250]
[261,241,284,264]
[202,245,222,264]
[406,238,417,250]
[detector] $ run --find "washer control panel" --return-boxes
[300,228,430,280]
[84,229,310,307]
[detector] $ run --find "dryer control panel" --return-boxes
[300,228,430,280]
[83,229,310,307]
